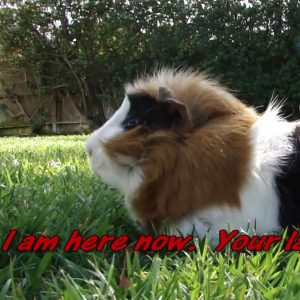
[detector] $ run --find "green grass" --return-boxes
[1,136,300,299]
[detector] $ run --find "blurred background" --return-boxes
[0,0,299,135]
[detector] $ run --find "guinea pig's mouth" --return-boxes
[86,133,111,160]
[87,145,144,198]
[86,147,93,157]
[85,133,99,158]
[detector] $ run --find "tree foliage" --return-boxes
[0,0,300,125]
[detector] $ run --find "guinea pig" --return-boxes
[86,68,300,242]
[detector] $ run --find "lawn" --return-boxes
[1,136,300,299]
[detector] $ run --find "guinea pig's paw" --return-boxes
[170,216,212,239]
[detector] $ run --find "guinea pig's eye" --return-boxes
[124,118,141,130]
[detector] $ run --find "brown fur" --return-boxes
[104,69,258,225]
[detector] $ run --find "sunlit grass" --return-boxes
[1,136,300,299]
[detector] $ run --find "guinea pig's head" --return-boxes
[86,75,193,200]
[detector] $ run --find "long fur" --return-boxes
[86,68,299,241]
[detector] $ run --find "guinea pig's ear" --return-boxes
[158,87,192,129]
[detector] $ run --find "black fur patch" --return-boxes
[122,94,181,131]
[276,126,300,229]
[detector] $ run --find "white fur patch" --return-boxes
[86,96,144,201]
[86,96,130,151]
[171,103,297,242]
